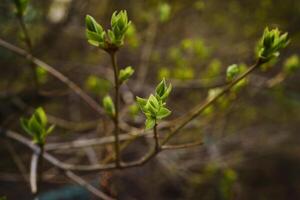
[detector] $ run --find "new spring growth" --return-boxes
[85,10,131,50]
[136,79,172,129]
[119,66,134,84]
[226,64,240,81]
[13,0,29,17]
[109,10,131,46]
[102,95,115,117]
[257,27,289,62]
[20,107,55,146]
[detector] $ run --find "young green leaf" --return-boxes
[34,107,47,127]
[20,107,54,145]
[145,118,156,130]
[155,78,172,102]
[102,95,115,117]
[136,79,172,130]
[119,66,134,84]
[157,107,171,119]
[226,64,240,81]
[110,10,131,47]
[85,15,106,48]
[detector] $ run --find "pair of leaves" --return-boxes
[136,79,172,129]
[258,27,289,62]
[85,10,131,49]
[119,66,134,84]
[20,107,55,145]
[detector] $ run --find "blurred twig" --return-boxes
[0,38,105,116]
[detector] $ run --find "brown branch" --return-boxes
[109,52,121,167]
[0,38,105,116]
[153,123,160,152]
[162,140,203,150]
[136,19,158,85]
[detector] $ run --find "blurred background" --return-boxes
[0,0,300,199]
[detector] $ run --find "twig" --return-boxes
[136,19,158,85]
[45,129,148,151]
[109,52,121,167]
[0,38,105,116]
[162,140,203,150]
[153,123,160,152]
[16,15,39,90]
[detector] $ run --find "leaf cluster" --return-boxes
[136,79,172,129]
[85,10,131,50]
[257,27,289,62]
[20,107,55,145]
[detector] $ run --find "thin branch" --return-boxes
[0,38,105,116]
[17,15,39,90]
[109,52,121,167]
[136,19,158,85]
[44,129,149,151]
[162,140,203,150]
[153,123,160,152]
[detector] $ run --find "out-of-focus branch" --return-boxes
[0,38,105,116]
[45,130,148,151]
[1,128,115,200]
[16,15,39,90]
[136,19,158,86]
[162,140,203,150]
